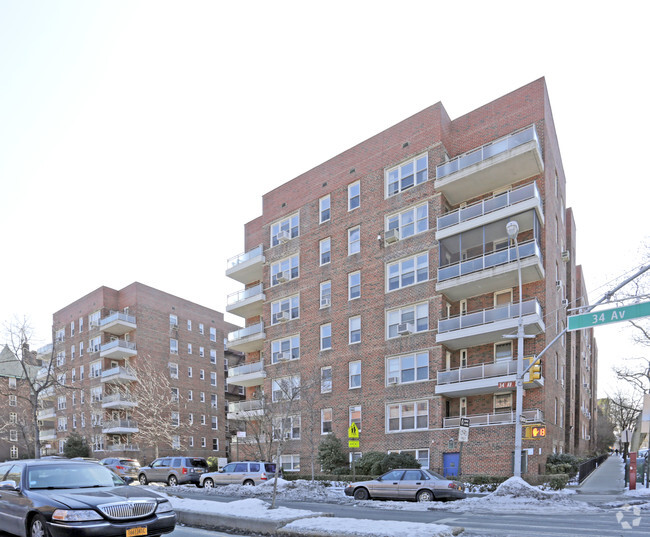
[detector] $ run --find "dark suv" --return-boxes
[138,457,208,486]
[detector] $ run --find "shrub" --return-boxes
[317,434,348,474]
[355,451,420,476]
[547,475,568,490]
[206,457,220,472]
[545,453,581,476]
[63,432,90,458]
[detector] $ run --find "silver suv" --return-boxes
[138,456,208,486]
[199,461,279,487]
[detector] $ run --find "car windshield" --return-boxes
[28,463,125,489]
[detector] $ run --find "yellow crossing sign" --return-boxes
[348,423,359,439]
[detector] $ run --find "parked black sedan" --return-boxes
[0,459,176,537]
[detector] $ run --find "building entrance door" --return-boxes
[443,452,460,477]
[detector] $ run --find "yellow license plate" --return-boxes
[126,527,147,537]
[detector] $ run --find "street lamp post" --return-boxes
[506,220,524,478]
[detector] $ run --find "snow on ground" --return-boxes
[281,517,458,537]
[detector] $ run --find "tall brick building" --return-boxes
[225,78,598,476]
[44,283,237,463]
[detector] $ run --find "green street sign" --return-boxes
[568,301,650,331]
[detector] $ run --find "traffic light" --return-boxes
[530,358,542,381]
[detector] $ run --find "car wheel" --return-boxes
[416,489,434,502]
[30,514,52,537]
[353,488,369,501]
[138,474,148,485]
[203,478,214,489]
[243,479,255,486]
[168,475,179,487]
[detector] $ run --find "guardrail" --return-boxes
[578,453,609,483]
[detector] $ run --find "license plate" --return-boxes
[126,527,147,537]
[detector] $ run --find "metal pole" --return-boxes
[513,231,524,478]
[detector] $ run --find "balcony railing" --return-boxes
[100,311,136,327]
[438,182,541,230]
[100,366,138,384]
[100,339,137,358]
[437,358,535,385]
[102,393,138,406]
[439,299,542,334]
[37,407,57,420]
[102,419,138,431]
[443,409,544,428]
[227,399,264,415]
[228,360,264,378]
[227,283,264,306]
[227,245,264,269]
[39,428,57,439]
[228,322,264,342]
[108,443,140,452]
[438,239,541,282]
[436,125,541,180]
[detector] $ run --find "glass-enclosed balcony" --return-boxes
[226,359,266,387]
[102,393,138,409]
[443,408,544,428]
[100,366,138,385]
[100,339,137,359]
[226,283,265,319]
[435,357,544,397]
[102,419,139,434]
[435,125,544,205]
[226,245,265,284]
[227,399,265,420]
[227,322,265,353]
[100,311,137,336]
[437,299,545,350]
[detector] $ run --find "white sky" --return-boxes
[1,1,648,398]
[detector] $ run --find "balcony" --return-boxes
[436,125,544,205]
[37,407,56,421]
[443,408,544,428]
[100,366,138,385]
[100,312,137,336]
[39,386,56,400]
[226,245,265,284]
[100,339,137,360]
[39,428,57,441]
[101,393,138,409]
[227,399,264,420]
[437,182,544,238]
[226,283,265,319]
[437,299,545,350]
[435,358,544,397]
[437,239,545,301]
[102,419,139,434]
[227,322,265,353]
[226,360,266,387]
[107,443,140,452]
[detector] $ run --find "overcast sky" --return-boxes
[1,1,648,398]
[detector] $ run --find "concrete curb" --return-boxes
[276,522,465,537]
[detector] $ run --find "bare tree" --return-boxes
[604,389,642,436]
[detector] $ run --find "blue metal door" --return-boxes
[443,452,460,477]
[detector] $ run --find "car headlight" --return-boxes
[156,501,174,513]
[52,509,103,522]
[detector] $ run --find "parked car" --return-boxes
[0,458,176,537]
[199,461,280,488]
[344,468,466,502]
[138,456,208,486]
[100,457,141,481]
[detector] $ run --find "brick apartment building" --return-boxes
[42,282,239,463]
[224,78,598,476]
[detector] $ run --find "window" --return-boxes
[210,349,217,364]
[350,405,361,431]
[280,454,300,472]
[200,323,205,335]
[169,314,178,328]
[210,372,217,386]
[89,311,100,328]
[171,412,180,427]
[349,361,361,389]
[211,416,218,430]
[320,323,332,351]
[321,366,332,393]
[320,281,331,308]
[386,302,429,339]
[201,437,206,448]
[201,414,206,425]
[348,226,360,255]
[189,436,194,447]
[71,369,76,383]
[200,392,205,403]
[272,335,300,363]
[56,351,65,366]
[72,392,76,405]
[57,396,66,410]
[271,254,299,285]
[57,418,67,432]
[70,320,75,336]
[211,394,217,408]
[386,351,429,385]
[171,387,179,402]
[188,390,193,401]
[271,213,300,246]
[188,413,194,425]
[187,343,193,355]
[386,154,428,196]
[460,349,467,368]
[494,393,512,413]
[90,386,102,403]
[79,317,83,333]
[70,345,75,361]
[9,394,17,407]
[188,366,193,378]
[89,336,101,353]
[79,341,84,356]
[387,401,428,432]
[319,237,331,265]
[349,316,361,344]
[200,369,205,380]
[319,195,330,223]
[187,319,192,331]
[271,295,300,324]
[321,408,333,434]
[348,271,360,300]
[387,253,428,291]
[212,438,219,451]
[272,376,300,402]
[9,412,17,424]
[170,339,178,355]
[391,449,430,469]
[10,446,18,459]
[273,415,301,440]
[460,397,467,416]
[8,377,16,389]
[169,363,179,379]
[9,429,18,442]
[80,365,84,380]
[90,360,101,378]
[494,342,512,362]
[386,203,428,239]
[348,181,360,210]
[55,328,65,343]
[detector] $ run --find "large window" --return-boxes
[386,203,428,240]
[320,323,332,351]
[271,295,300,324]
[348,271,360,300]
[494,342,512,362]
[321,408,333,434]
[320,237,331,265]
[271,255,299,285]
[272,375,300,402]
[348,226,360,255]
[280,454,300,472]
[387,401,428,432]
[271,335,300,363]
[320,195,331,223]
[386,155,428,196]
[387,352,429,385]
[274,415,301,440]
[348,181,360,210]
[387,253,428,291]
[271,213,299,246]
[386,302,429,339]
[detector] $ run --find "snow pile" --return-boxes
[492,476,552,500]
[281,517,458,537]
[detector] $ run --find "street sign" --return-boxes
[498,381,516,389]
[568,301,650,331]
[348,440,360,448]
[458,427,469,442]
[348,423,359,439]
[460,417,470,428]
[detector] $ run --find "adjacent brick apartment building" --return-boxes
[44,282,238,463]
[225,78,598,476]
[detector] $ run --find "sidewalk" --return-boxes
[575,455,625,495]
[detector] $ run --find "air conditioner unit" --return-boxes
[397,322,414,336]
[276,312,289,323]
[561,299,569,307]
[384,228,399,244]
[170,323,178,330]
[561,250,570,262]
[387,376,399,385]
[277,230,291,243]
[555,280,563,289]
[276,271,289,283]
[277,352,290,362]
[320,297,331,308]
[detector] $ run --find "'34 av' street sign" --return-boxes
[568,301,650,331]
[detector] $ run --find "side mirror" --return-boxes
[0,480,18,491]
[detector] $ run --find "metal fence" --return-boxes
[578,453,608,483]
